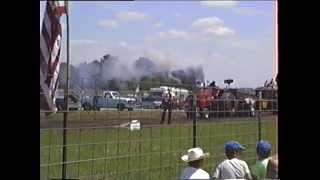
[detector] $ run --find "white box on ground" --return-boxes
[130,120,141,131]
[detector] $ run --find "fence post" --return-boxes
[62,2,70,179]
[258,91,262,141]
[193,93,197,148]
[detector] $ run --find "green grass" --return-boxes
[40,115,277,180]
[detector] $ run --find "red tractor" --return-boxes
[196,87,223,118]
[184,86,224,119]
[185,86,257,119]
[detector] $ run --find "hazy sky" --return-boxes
[40,1,277,88]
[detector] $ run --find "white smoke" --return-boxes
[74,51,204,89]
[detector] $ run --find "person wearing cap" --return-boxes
[212,141,252,179]
[251,140,272,180]
[180,147,210,179]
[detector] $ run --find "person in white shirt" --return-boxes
[212,141,252,180]
[180,147,210,180]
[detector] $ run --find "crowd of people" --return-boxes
[180,140,278,180]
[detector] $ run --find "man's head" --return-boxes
[181,147,209,168]
[225,141,245,159]
[256,140,272,160]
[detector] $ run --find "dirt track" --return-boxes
[40,109,276,129]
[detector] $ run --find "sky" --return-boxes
[40,1,277,88]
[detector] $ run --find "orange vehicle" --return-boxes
[197,87,221,111]
[192,86,223,118]
[186,86,257,119]
[184,86,223,119]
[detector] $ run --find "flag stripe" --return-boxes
[47,25,61,69]
[50,22,62,45]
[40,70,53,106]
[42,12,52,39]
[48,36,61,79]
[40,87,50,110]
[53,1,67,16]
[46,1,57,21]
[41,27,52,53]
[50,35,61,65]
[40,34,50,63]
[40,51,48,75]
[47,47,61,87]
[50,59,60,93]
[52,49,61,75]
[46,1,61,49]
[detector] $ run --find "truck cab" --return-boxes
[55,95,81,111]
[81,92,134,111]
[103,91,120,99]
[148,86,189,109]
[103,91,136,104]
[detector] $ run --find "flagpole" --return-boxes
[62,1,69,179]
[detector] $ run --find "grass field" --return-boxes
[40,111,277,180]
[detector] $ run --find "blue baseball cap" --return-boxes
[225,141,245,152]
[256,140,272,157]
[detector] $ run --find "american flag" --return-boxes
[40,1,66,112]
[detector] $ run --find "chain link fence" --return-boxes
[40,82,277,180]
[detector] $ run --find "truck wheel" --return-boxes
[93,106,100,111]
[82,103,91,111]
[117,104,125,111]
[57,104,62,111]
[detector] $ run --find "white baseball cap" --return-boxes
[181,147,210,162]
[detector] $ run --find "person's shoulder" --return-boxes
[198,168,209,174]
[197,168,210,178]
[237,158,248,164]
[252,159,263,166]
[234,158,249,167]
[261,158,270,167]
[220,159,229,163]
[216,159,228,167]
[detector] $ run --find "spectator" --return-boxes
[266,154,278,179]
[185,94,195,120]
[160,89,173,124]
[212,141,252,179]
[251,140,272,180]
[180,147,210,179]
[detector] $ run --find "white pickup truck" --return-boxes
[103,91,136,104]
[80,91,136,111]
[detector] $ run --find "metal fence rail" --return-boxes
[40,111,277,179]
[41,84,277,180]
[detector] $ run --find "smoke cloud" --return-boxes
[59,53,204,90]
